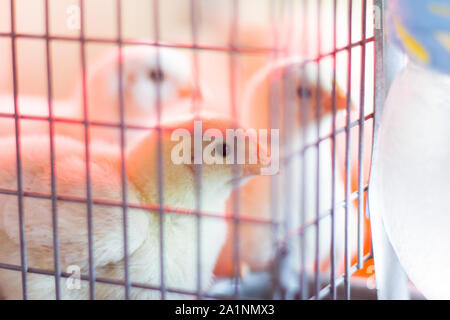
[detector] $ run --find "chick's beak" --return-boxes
[177,83,202,101]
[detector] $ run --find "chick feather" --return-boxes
[0,116,264,299]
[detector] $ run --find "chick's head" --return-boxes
[117,46,195,110]
[243,58,349,132]
[127,116,269,212]
[86,46,195,122]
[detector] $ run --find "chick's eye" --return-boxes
[297,85,312,99]
[216,143,230,158]
[149,69,165,82]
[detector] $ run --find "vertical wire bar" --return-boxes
[152,0,166,300]
[9,0,28,300]
[344,0,353,300]
[44,0,61,300]
[189,0,203,299]
[229,0,241,298]
[314,0,322,299]
[269,0,281,299]
[357,0,367,269]
[116,0,131,300]
[278,0,296,300]
[299,0,309,300]
[79,0,96,299]
[372,0,385,166]
[298,68,309,300]
[329,0,338,300]
[280,68,292,301]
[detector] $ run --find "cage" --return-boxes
[0,0,425,300]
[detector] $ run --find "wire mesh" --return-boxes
[0,0,378,300]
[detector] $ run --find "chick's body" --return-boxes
[0,117,259,299]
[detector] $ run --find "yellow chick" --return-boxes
[0,114,266,299]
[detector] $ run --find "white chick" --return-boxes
[216,58,356,281]
[0,115,265,300]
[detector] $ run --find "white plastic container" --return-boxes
[369,61,450,299]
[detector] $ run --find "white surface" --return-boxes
[370,62,450,300]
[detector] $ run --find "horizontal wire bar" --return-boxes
[0,111,374,143]
[0,112,166,132]
[0,262,233,300]
[0,186,277,225]
[0,32,276,55]
[0,31,374,57]
[0,183,367,243]
[0,251,373,301]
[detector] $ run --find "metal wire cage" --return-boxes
[0,0,387,300]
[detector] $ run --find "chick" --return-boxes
[82,45,195,126]
[215,58,356,280]
[0,114,266,299]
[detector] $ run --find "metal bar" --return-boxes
[272,0,298,300]
[79,0,96,300]
[189,0,203,300]
[314,0,323,299]
[152,0,166,301]
[0,111,374,149]
[44,0,61,300]
[229,0,241,299]
[0,32,373,57]
[343,0,354,301]
[368,0,410,300]
[0,261,235,300]
[357,0,368,269]
[0,32,276,55]
[116,0,131,300]
[9,0,28,300]
[0,110,368,136]
[269,0,281,300]
[0,186,283,225]
[0,184,366,229]
[298,0,309,300]
[329,0,338,300]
